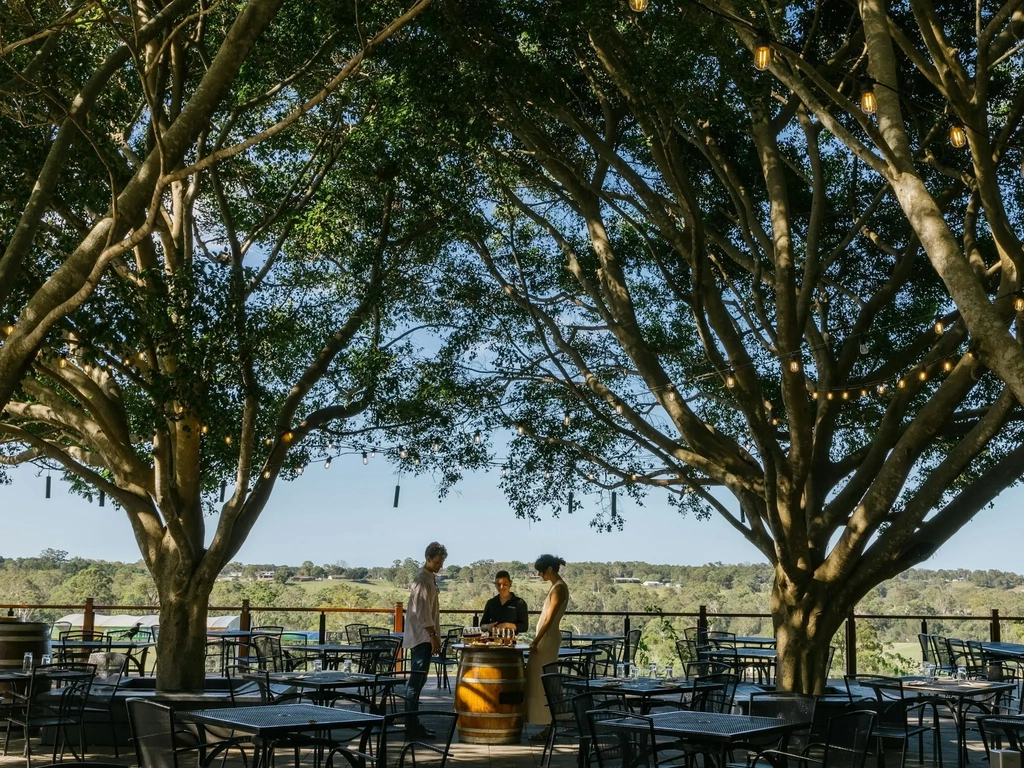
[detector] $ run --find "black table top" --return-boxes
[900,677,1016,697]
[179,703,382,737]
[981,641,1024,658]
[242,671,397,689]
[566,676,718,696]
[706,647,776,660]
[606,710,808,742]
[0,668,93,682]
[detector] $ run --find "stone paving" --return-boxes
[0,679,1002,766]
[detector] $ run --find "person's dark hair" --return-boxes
[535,554,566,574]
[494,570,511,582]
[425,542,448,560]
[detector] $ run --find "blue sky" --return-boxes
[2,458,1022,571]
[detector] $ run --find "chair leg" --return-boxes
[542,724,557,768]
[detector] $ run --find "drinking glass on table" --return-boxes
[313,658,323,673]
[615,663,626,679]
[664,663,673,680]
[22,653,32,672]
[343,658,353,674]
[629,663,639,679]
[648,662,658,679]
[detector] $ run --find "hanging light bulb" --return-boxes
[58,355,68,369]
[123,358,131,367]
[516,424,525,435]
[296,465,304,475]
[362,452,368,465]
[811,391,819,400]
[877,383,887,395]
[615,402,623,415]
[473,430,481,444]
[826,392,834,401]
[943,360,953,372]
[263,469,272,479]
[399,445,407,458]
[545,471,551,479]
[324,458,332,469]
[224,436,232,444]
[898,378,907,389]
[83,363,92,374]
[457,462,463,472]
[860,389,868,398]
[753,42,772,71]
[588,471,595,481]
[934,321,944,335]
[725,374,736,388]
[201,424,210,435]
[371,448,377,458]
[918,370,928,381]
[859,342,869,355]
[789,360,801,373]
[771,417,779,426]
[563,413,571,427]
[627,0,647,10]
[282,431,294,443]
[264,437,273,446]
[949,124,967,148]
[668,391,676,402]
[842,391,849,400]
[860,87,877,115]
[1015,296,1024,312]
[414,455,420,465]
[501,466,507,477]
[432,439,440,453]
[764,400,773,411]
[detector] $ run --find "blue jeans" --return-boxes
[405,641,433,715]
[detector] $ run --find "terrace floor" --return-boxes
[0,680,998,767]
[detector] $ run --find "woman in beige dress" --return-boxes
[525,554,569,734]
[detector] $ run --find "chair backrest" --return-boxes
[676,638,698,666]
[543,658,590,679]
[624,629,641,663]
[821,709,876,768]
[683,626,708,646]
[126,697,184,768]
[918,633,933,664]
[376,711,457,768]
[845,674,904,702]
[826,646,837,679]
[541,672,576,719]
[588,709,637,768]
[694,672,739,713]
[360,626,392,640]
[49,621,72,640]
[590,640,622,677]
[570,691,629,740]
[361,636,402,674]
[345,623,369,643]
[86,652,128,703]
[749,692,817,753]
[252,634,284,672]
[560,629,574,647]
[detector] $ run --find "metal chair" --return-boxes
[82,652,130,758]
[2,664,95,767]
[691,671,739,714]
[126,697,243,768]
[570,691,630,768]
[431,628,461,690]
[360,626,393,641]
[752,709,877,768]
[540,672,582,768]
[624,628,641,664]
[252,625,284,636]
[843,674,944,768]
[560,629,575,647]
[587,708,636,768]
[590,639,623,678]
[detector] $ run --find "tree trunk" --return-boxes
[154,578,211,691]
[771,572,846,694]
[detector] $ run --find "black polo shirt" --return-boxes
[481,592,529,633]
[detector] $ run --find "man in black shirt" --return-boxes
[480,570,529,634]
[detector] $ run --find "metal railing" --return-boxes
[3,600,1019,674]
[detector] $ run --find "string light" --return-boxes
[877,383,887,395]
[501,466,508,477]
[371,448,377,458]
[324,458,331,469]
[263,470,271,479]
[474,430,482,444]
[789,360,801,373]
[2,324,14,335]
[58,355,68,368]
[201,425,210,434]
[918,370,928,381]
[282,431,294,443]
[898,378,907,389]
[264,437,273,446]
[399,445,408,458]
[934,321,944,335]
[826,392,834,400]
[753,42,772,71]
[725,374,736,388]
[362,452,368,465]
[811,391,819,399]
[628,0,648,10]
[668,391,676,402]
[563,413,571,426]
[949,125,967,148]
[615,402,624,415]
[545,471,551,479]
[841,391,849,400]
[861,87,877,115]
[296,466,303,475]
[859,342,869,355]
[432,439,440,452]
[224,436,232,444]
[943,360,953,372]
[517,424,525,435]
[1015,297,1024,312]
[123,358,130,366]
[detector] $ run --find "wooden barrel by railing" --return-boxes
[454,644,526,744]
[0,617,48,671]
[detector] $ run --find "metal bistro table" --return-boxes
[565,676,723,714]
[901,677,1016,768]
[179,703,382,768]
[242,670,399,714]
[603,709,809,768]
[288,643,365,669]
[53,640,156,675]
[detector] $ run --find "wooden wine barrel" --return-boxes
[0,617,49,670]
[454,644,526,744]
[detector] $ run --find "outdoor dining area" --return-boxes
[4,618,1024,768]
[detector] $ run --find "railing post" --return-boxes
[921,619,928,635]
[319,611,327,643]
[623,616,632,663]
[394,602,404,633]
[83,597,95,641]
[698,605,708,644]
[991,609,1001,642]
[845,613,857,678]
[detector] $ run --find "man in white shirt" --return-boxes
[405,541,446,736]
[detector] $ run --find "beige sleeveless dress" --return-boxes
[524,579,569,724]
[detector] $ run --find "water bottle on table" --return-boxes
[343,657,353,674]
[22,653,32,672]
[648,662,658,679]
[629,663,638,679]
[312,658,323,673]
[615,663,626,679]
